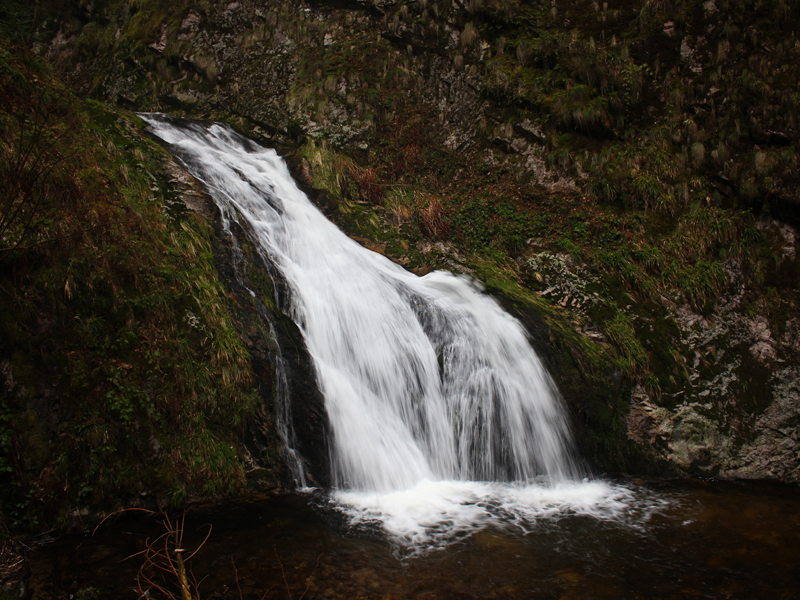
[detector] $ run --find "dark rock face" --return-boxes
[217,217,332,488]
[492,289,664,477]
[159,149,331,487]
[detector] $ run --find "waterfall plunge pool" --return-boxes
[28,478,800,599]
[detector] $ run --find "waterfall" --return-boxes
[143,115,609,548]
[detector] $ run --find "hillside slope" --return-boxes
[3,0,799,503]
[0,44,304,529]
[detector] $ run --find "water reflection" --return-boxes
[28,478,800,599]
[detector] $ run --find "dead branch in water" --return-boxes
[121,511,212,600]
[273,547,323,600]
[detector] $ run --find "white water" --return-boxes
[143,115,656,550]
[330,479,669,554]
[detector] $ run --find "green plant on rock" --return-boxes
[604,312,648,381]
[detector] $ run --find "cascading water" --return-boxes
[143,115,652,551]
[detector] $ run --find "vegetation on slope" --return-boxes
[281,0,800,472]
[0,43,261,530]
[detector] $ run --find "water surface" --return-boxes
[29,478,800,599]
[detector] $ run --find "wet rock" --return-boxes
[680,38,703,75]
[159,148,330,487]
[622,250,800,480]
[148,24,168,53]
[521,146,580,193]
[723,367,800,481]
[518,118,546,142]
[178,12,202,41]
[757,218,797,263]
[0,359,15,394]
[782,319,800,353]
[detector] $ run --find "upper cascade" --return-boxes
[142,114,579,493]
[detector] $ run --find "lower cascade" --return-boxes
[143,115,655,549]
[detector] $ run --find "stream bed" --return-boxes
[28,477,800,599]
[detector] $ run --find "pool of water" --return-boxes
[28,478,800,599]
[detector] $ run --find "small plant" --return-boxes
[417,193,449,239]
[460,23,478,48]
[515,39,529,65]
[691,142,705,165]
[124,511,211,600]
[605,312,649,379]
[94,509,324,600]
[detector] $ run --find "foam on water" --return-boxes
[331,479,667,554]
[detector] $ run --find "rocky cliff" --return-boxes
[1,0,797,523]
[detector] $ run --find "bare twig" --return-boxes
[92,507,155,536]
[297,552,323,600]
[274,547,292,600]
[131,511,212,600]
[258,585,276,600]
[185,524,212,561]
[231,558,243,600]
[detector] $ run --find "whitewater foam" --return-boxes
[329,479,667,554]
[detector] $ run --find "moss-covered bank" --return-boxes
[0,44,299,534]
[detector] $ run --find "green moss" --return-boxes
[0,47,261,527]
[604,312,648,378]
